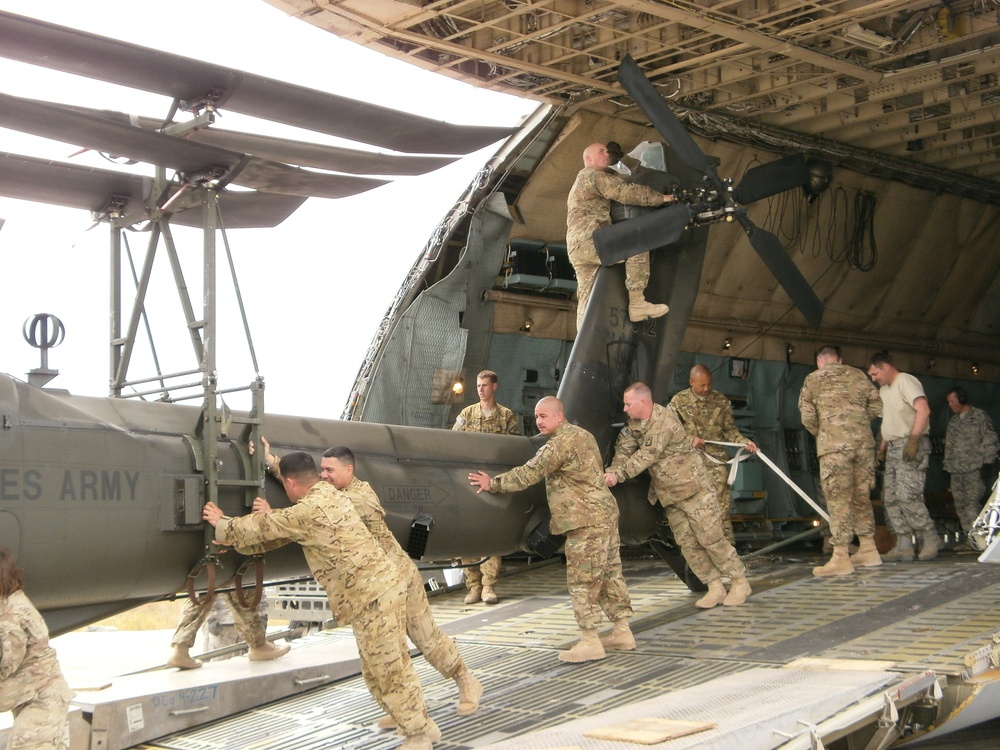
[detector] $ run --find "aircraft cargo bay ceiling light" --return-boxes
[723,337,733,350]
[841,23,895,51]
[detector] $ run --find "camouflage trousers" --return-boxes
[9,682,71,750]
[462,556,503,588]
[820,446,877,546]
[563,521,634,630]
[883,439,935,535]
[704,461,736,544]
[170,591,264,650]
[568,235,651,328]
[355,579,433,737]
[951,470,986,533]
[405,563,464,678]
[660,488,745,583]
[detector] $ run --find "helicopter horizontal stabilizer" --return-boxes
[593,203,692,265]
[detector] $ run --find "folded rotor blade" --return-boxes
[733,154,810,205]
[0,10,515,155]
[593,204,692,265]
[618,55,724,193]
[0,152,306,228]
[0,93,388,199]
[736,214,824,329]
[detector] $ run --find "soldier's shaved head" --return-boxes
[689,365,712,397]
[815,346,842,366]
[623,382,653,420]
[583,142,611,169]
[534,396,566,436]
[624,382,652,401]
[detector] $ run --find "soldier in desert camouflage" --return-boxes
[203,452,439,750]
[566,142,676,329]
[452,370,519,605]
[799,346,883,576]
[668,364,757,544]
[468,396,634,663]
[606,383,751,610]
[257,439,483,728]
[0,547,74,750]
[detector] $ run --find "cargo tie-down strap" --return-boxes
[703,440,830,522]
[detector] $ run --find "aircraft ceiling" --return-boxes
[267,0,1000,202]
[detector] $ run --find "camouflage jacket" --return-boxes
[668,388,748,462]
[0,590,73,712]
[798,362,881,456]
[489,421,617,535]
[944,406,1000,473]
[565,167,664,252]
[340,476,414,574]
[608,403,712,504]
[216,481,401,625]
[453,402,520,435]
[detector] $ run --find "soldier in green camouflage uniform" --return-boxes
[667,365,757,544]
[203,452,439,750]
[566,142,675,329]
[453,371,519,604]
[799,346,883,576]
[943,387,1000,534]
[0,548,73,750]
[607,383,751,609]
[469,396,634,663]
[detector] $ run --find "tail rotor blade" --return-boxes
[618,55,725,193]
[594,203,692,265]
[736,214,823,329]
[733,154,810,205]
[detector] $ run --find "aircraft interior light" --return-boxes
[723,336,732,350]
[452,380,464,395]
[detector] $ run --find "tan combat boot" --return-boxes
[375,714,397,730]
[481,584,498,605]
[166,645,202,670]
[558,629,606,663]
[399,718,441,749]
[248,641,291,662]
[918,530,942,561]
[463,585,482,604]
[723,576,752,606]
[882,535,914,561]
[627,290,669,323]
[813,546,855,577]
[454,665,483,715]
[600,618,636,651]
[695,579,727,609]
[850,536,883,567]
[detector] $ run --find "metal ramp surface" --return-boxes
[122,554,999,750]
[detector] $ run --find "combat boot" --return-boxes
[723,576,752,606]
[375,715,397,730]
[248,641,291,662]
[399,719,441,749]
[558,629,606,663]
[453,665,483,716]
[167,645,202,670]
[481,584,498,604]
[813,546,855,577]
[463,585,482,604]
[918,529,942,561]
[850,536,882,567]
[882,535,914,562]
[695,579,727,609]
[600,618,636,651]
[627,290,669,323]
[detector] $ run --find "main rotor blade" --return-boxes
[0,152,306,228]
[67,107,459,176]
[736,214,824,329]
[593,204,692,265]
[618,55,725,194]
[733,154,810,205]
[0,93,388,199]
[0,10,515,155]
